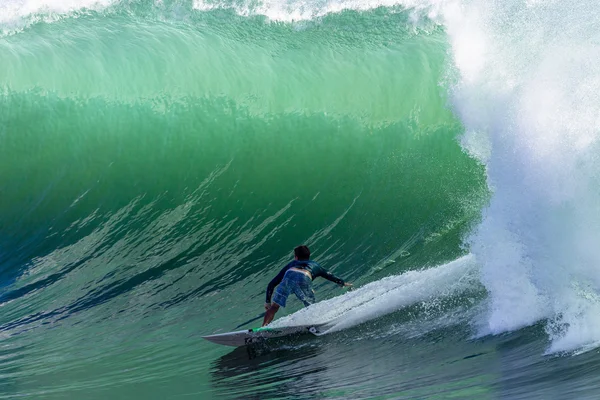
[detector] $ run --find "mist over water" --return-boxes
[1,0,600,397]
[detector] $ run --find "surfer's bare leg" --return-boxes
[262,303,280,326]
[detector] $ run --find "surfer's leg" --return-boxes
[303,289,316,306]
[264,282,288,326]
[293,276,315,307]
[295,288,315,307]
[262,303,280,326]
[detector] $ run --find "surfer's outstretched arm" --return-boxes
[314,268,352,288]
[320,271,345,285]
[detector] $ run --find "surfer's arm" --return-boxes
[310,263,350,287]
[317,269,345,286]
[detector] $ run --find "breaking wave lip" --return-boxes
[0,0,118,35]
[0,0,440,35]
[192,0,435,23]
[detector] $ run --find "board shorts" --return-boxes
[272,269,315,308]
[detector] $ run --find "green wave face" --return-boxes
[0,2,489,398]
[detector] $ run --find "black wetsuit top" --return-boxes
[265,260,345,303]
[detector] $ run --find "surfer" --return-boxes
[263,245,352,326]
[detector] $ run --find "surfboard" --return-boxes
[202,324,326,347]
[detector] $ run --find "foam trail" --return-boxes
[271,255,479,333]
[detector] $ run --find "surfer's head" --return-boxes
[294,245,310,261]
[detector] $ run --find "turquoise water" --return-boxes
[2,0,600,398]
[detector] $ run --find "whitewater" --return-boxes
[1,0,600,398]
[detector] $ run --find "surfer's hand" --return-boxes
[265,303,271,310]
[342,282,353,288]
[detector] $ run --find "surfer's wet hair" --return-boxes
[294,245,310,261]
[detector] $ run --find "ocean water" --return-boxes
[1,0,600,398]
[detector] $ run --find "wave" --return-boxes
[2,0,600,358]
[0,2,485,348]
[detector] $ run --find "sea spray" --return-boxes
[441,0,600,352]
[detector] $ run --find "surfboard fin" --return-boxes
[308,326,323,336]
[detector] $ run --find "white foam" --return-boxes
[443,0,600,353]
[192,0,433,22]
